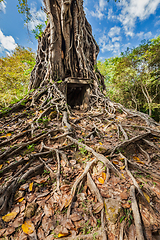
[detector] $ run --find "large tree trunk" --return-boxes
[29,0,105,90]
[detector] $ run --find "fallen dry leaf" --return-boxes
[29,182,33,191]
[0,229,6,237]
[19,183,29,191]
[143,191,150,203]
[61,218,74,230]
[58,232,70,238]
[65,196,72,208]
[70,212,82,222]
[92,202,103,214]
[2,212,18,222]
[18,197,24,203]
[60,185,70,192]
[6,133,12,137]
[5,227,15,236]
[22,220,35,234]
[44,204,53,217]
[120,166,125,170]
[37,227,45,240]
[121,174,126,179]
[120,192,129,200]
[98,177,105,184]
[113,160,119,165]
[102,172,106,180]
[9,214,24,228]
[42,215,55,235]
[122,203,131,208]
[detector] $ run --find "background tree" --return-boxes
[98,36,160,121]
[0,46,35,107]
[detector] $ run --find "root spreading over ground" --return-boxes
[0,83,160,239]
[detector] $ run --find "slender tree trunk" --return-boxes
[141,84,152,116]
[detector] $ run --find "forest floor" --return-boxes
[0,84,160,240]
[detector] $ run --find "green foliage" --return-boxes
[57,80,63,83]
[79,146,88,155]
[27,144,35,150]
[32,24,44,39]
[17,0,31,24]
[0,46,35,108]
[98,35,160,121]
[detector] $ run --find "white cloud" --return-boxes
[98,32,121,55]
[154,16,160,26]
[90,0,108,20]
[112,36,122,42]
[98,25,122,55]
[0,30,17,53]
[28,3,46,31]
[136,31,152,40]
[108,8,117,20]
[99,0,106,10]
[90,6,104,20]
[0,0,6,14]
[108,26,121,38]
[118,0,160,37]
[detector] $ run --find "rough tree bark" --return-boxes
[29,0,105,90]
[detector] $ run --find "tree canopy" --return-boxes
[0,46,35,107]
[98,35,160,121]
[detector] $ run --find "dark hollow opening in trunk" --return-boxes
[67,84,87,108]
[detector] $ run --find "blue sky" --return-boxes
[0,0,160,60]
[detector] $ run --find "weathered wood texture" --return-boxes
[29,0,105,90]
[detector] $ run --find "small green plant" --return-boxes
[79,146,88,155]
[57,80,62,83]
[120,209,133,226]
[80,220,92,235]
[71,144,77,148]
[43,169,50,174]
[97,219,101,228]
[78,138,84,142]
[20,100,27,106]
[93,232,98,240]
[38,117,49,125]
[27,144,35,151]
[20,179,25,184]
[145,175,151,179]
[51,230,58,238]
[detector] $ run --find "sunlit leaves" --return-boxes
[17,0,31,24]
[0,46,35,108]
[98,35,160,121]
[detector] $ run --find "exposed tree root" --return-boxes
[130,185,145,240]
[0,83,160,239]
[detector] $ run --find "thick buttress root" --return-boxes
[0,83,160,239]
